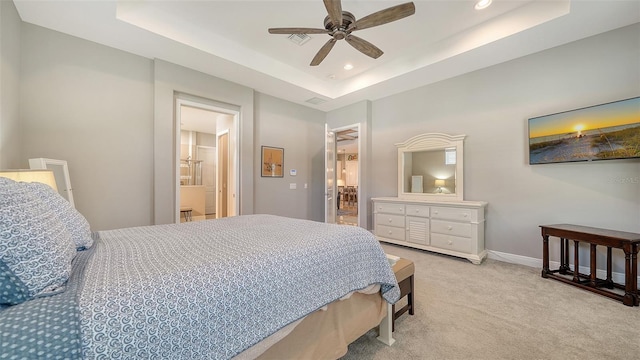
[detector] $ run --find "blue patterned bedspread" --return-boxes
[0,248,92,359]
[78,215,399,359]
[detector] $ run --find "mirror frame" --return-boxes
[396,133,465,201]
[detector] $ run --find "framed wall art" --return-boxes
[261,146,284,177]
[528,96,640,164]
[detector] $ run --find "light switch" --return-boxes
[290,183,297,190]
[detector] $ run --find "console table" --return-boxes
[540,224,640,306]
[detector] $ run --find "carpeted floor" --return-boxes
[341,243,640,360]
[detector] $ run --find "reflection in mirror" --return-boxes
[403,149,456,194]
[396,133,465,201]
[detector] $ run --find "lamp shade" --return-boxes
[434,179,446,187]
[0,169,58,191]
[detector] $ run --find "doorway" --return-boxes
[175,95,239,223]
[333,124,360,226]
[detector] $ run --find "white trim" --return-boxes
[487,250,640,284]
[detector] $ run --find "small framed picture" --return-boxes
[261,146,284,177]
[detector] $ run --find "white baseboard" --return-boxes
[486,250,639,284]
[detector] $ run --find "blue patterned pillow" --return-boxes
[0,178,76,305]
[26,182,93,250]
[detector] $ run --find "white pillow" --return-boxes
[26,182,93,250]
[0,178,76,305]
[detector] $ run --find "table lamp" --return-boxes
[0,169,58,191]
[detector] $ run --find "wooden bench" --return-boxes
[391,258,415,331]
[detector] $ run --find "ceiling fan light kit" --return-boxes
[268,0,416,66]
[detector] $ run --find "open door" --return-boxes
[325,124,336,223]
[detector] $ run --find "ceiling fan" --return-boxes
[268,0,416,66]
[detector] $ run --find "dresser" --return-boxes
[373,197,487,264]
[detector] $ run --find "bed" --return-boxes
[0,177,399,359]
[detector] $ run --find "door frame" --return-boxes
[328,123,361,226]
[174,96,240,223]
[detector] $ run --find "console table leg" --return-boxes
[542,234,550,278]
[632,244,639,306]
[623,245,635,306]
[590,244,597,287]
[559,238,568,273]
[606,247,614,288]
[573,240,580,283]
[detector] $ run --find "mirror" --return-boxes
[28,158,76,207]
[396,133,465,201]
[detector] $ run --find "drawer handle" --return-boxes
[388,231,393,235]
[448,240,453,245]
[434,211,438,214]
[463,214,468,218]
[388,218,393,223]
[447,226,453,231]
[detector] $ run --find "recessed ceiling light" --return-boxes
[343,64,354,70]
[475,0,492,10]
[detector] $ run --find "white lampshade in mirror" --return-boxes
[434,179,446,187]
[0,169,58,191]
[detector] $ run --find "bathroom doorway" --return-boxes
[175,95,238,223]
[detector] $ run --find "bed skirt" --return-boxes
[237,291,386,359]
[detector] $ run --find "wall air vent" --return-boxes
[288,34,311,46]
[305,97,328,105]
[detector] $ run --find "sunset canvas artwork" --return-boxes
[529,97,640,164]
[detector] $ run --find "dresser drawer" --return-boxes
[376,224,406,241]
[405,205,430,218]
[431,219,471,238]
[374,202,405,215]
[375,213,405,228]
[431,233,472,254]
[431,206,472,222]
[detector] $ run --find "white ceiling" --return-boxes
[13,0,640,112]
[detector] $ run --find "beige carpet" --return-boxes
[341,243,640,360]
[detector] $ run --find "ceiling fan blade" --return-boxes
[269,28,329,34]
[345,35,383,59]
[310,38,337,66]
[351,2,415,31]
[323,0,343,28]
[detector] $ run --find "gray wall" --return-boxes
[20,23,154,230]
[153,60,255,225]
[366,24,640,266]
[254,93,325,221]
[11,21,326,230]
[0,0,22,169]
